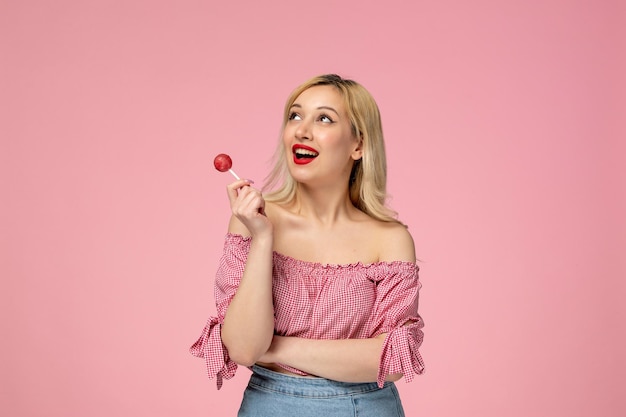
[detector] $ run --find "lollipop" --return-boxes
[213,153,240,180]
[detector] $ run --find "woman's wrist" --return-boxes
[260,335,287,363]
[250,231,274,247]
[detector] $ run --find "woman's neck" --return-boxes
[289,185,358,227]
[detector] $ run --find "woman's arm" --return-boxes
[258,335,403,383]
[220,180,275,366]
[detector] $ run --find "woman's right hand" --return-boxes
[226,179,273,238]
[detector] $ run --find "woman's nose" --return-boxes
[294,119,311,140]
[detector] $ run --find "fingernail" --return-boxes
[246,179,255,184]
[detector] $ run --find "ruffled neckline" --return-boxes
[225,232,418,271]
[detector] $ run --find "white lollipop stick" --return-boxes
[228,169,241,180]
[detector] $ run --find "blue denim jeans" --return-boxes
[237,365,406,417]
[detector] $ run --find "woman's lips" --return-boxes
[292,144,318,165]
[293,155,314,165]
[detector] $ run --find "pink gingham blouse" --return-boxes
[190,233,425,389]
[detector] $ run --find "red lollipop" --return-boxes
[213,153,240,180]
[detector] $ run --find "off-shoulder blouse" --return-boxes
[190,233,425,389]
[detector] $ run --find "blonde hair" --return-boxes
[263,74,400,223]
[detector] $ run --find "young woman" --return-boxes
[191,74,425,416]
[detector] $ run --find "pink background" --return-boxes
[2,1,624,416]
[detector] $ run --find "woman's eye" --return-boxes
[319,114,333,123]
[288,112,301,121]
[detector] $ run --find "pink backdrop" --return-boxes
[2,1,624,416]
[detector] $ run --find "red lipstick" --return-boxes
[292,144,319,165]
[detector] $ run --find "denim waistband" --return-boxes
[249,365,390,398]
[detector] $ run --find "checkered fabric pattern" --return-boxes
[190,233,425,389]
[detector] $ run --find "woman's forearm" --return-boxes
[221,235,274,366]
[259,335,402,383]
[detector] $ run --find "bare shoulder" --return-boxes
[376,221,416,263]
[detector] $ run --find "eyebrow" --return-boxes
[290,103,340,116]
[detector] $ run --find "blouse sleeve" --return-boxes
[189,234,251,389]
[370,262,425,388]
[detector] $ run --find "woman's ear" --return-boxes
[351,136,364,160]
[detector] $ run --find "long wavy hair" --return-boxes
[263,74,400,223]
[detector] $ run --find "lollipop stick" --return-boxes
[228,168,241,180]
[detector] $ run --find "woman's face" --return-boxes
[283,85,362,186]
